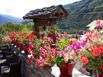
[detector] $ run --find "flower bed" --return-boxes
[1,31,79,67]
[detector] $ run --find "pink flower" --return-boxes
[40,47,45,51]
[35,59,45,67]
[47,37,52,43]
[26,47,32,54]
[50,48,57,55]
[39,47,48,58]
[40,52,48,58]
[96,20,101,27]
[58,51,65,57]
[59,34,63,39]
[87,44,93,51]
[92,32,99,39]
[64,32,68,38]
[42,45,47,49]
[64,53,70,63]
[28,42,33,48]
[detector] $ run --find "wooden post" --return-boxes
[33,19,40,38]
[49,17,57,43]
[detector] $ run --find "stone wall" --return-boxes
[20,55,55,77]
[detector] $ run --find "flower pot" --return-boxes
[59,63,74,77]
[98,73,103,77]
[51,64,60,77]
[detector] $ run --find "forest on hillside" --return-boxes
[58,0,103,33]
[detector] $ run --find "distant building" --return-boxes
[87,19,103,31]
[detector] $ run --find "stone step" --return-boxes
[0,59,7,64]
[1,65,10,74]
[0,54,3,59]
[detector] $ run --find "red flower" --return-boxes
[100,64,103,70]
[26,34,34,40]
[92,47,102,57]
[47,33,52,37]
[70,40,73,45]
[81,56,89,65]
[49,56,54,61]
[17,42,24,50]
[26,56,33,64]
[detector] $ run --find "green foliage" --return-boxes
[54,56,65,66]
[58,0,103,33]
[21,22,33,33]
[0,22,23,35]
[94,3,103,11]
[57,36,70,49]
[0,22,33,33]
[0,22,33,40]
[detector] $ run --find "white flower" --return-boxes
[21,50,25,54]
[14,45,17,48]
[28,54,32,58]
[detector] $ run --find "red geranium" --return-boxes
[81,56,89,65]
[78,27,103,73]
[26,34,34,40]
[92,47,102,57]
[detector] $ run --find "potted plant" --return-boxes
[55,32,81,77]
[78,29,103,77]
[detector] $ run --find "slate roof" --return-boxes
[23,5,68,19]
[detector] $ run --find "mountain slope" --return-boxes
[58,0,103,33]
[0,14,23,24]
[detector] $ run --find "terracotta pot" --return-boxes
[59,63,74,77]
